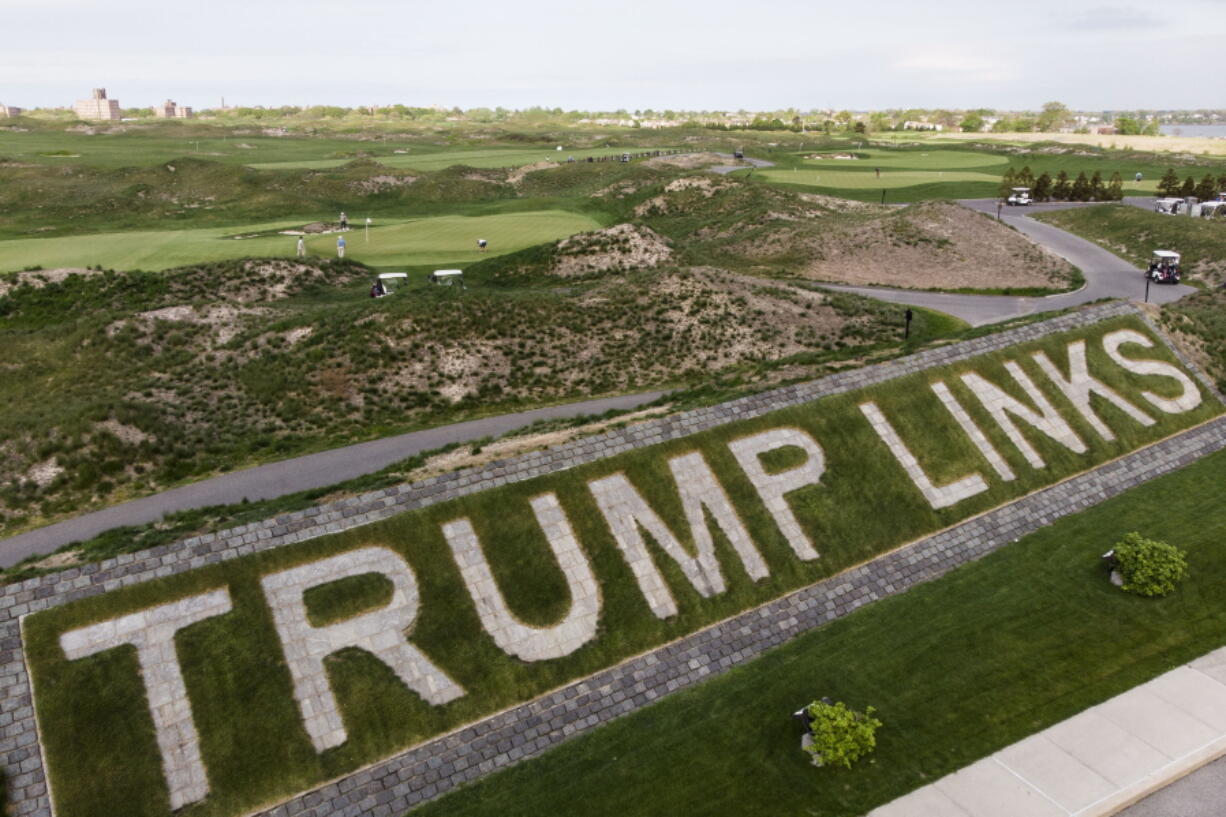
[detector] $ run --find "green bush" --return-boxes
[803,700,882,769]
[1113,532,1189,597]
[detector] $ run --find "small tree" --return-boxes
[998,168,1017,198]
[1195,174,1217,202]
[1112,532,1188,597]
[1033,172,1053,202]
[1052,170,1071,201]
[1089,171,1106,200]
[1158,168,1181,196]
[1181,176,1197,197]
[803,700,883,769]
[1107,171,1124,201]
[1070,171,1091,201]
[1217,173,1226,195]
[1017,165,1036,189]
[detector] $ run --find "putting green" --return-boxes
[757,168,1003,189]
[0,210,602,273]
[248,146,671,171]
[797,149,1008,171]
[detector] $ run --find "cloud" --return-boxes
[892,54,1020,84]
[1065,5,1168,30]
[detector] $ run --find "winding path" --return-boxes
[0,391,668,567]
[818,199,1196,326]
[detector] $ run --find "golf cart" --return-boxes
[428,269,465,287]
[1147,250,1182,284]
[371,272,407,297]
[1155,197,1184,215]
[620,152,630,163]
[733,149,745,160]
[1200,200,1226,219]
[1006,187,1031,206]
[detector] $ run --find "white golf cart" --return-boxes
[1155,197,1184,215]
[1147,250,1182,285]
[1200,200,1226,219]
[428,269,465,287]
[371,272,407,297]
[1006,187,1031,206]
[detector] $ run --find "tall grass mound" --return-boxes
[1159,288,1226,394]
[0,257,913,538]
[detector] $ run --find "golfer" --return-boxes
[340,211,349,231]
[296,236,306,258]
[478,238,488,252]
[337,235,346,259]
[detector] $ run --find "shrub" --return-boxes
[1113,532,1188,597]
[802,700,882,769]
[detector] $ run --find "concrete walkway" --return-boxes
[868,645,1226,817]
[818,199,1195,327]
[0,390,668,567]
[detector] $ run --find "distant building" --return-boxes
[73,88,121,121]
[153,99,193,119]
[902,120,943,131]
[0,103,22,118]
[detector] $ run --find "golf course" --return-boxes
[0,210,602,271]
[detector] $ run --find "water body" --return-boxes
[1160,124,1226,139]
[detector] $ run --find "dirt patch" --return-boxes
[507,161,557,185]
[644,152,729,169]
[347,174,417,194]
[96,420,153,445]
[26,459,63,488]
[0,268,93,297]
[116,303,270,345]
[551,224,673,277]
[800,201,1079,291]
[634,175,733,217]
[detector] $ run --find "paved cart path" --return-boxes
[0,390,668,567]
[818,199,1195,326]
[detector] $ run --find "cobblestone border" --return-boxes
[0,301,1210,817]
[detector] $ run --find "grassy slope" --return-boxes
[412,444,1226,817]
[23,315,1221,817]
[1158,288,1226,394]
[0,210,601,272]
[0,258,918,537]
[1034,204,1226,283]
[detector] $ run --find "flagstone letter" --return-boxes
[261,547,464,752]
[1032,340,1154,441]
[861,401,989,509]
[931,381,1015,481]
[727,428,822,561]
[59,589,233,810]
[589,453,753,618]
[961,362,1087,469]
[442,493,601,661]
[1102,329,1203,414]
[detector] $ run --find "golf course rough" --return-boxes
[17,306,1224,817]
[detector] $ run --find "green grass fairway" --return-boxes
[247,146,673,171]
[0,210,601,272]
[412,442,1226,817]
[756,167,1002,190]
[750,146,1183,202]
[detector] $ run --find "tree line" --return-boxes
[1000,166,1125,202]
[1156,169,1226,200]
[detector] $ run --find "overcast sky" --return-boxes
[3,0,1224,111]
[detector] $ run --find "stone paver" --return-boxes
[870,646,1226,817]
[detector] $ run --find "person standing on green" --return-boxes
[337,235,346,259]
[296,236,306,258]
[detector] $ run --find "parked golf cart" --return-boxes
[1155,197,1184,215]
[370,272,407,298]
[1201,200,1226,219]
[1147,250,1182,284]
[1006,187,1031,206]
[428,269,465,287]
